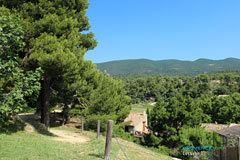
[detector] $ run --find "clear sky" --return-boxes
[84,0,240,63]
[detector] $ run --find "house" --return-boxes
[124,112,148,136]
[202,123,240,160]
[202,123,240,146]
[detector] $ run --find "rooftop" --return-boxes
[124,112,147,126]
[202,123,240,137]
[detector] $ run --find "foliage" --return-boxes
[179,127,222,147]
[88,73,131,122]
[143,133,163,147]
[97,58,240,77]
[123,70,240,157]
[0,7,25,57]
[178,127,222,159]
[148,96,210,147]
[124,73,240,123]
[83,73,131,131]
[84,114,117,132]
[0,7,42,132]
[212,93,240,123]
[2,0,132,131]
[113,121,141,144]
[1,0,98,128]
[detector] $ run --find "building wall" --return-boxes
[133,116,148,134]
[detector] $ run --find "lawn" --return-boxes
[130,102,155,113]
[0,119,171,160]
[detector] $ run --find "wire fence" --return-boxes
[111,131,129,160]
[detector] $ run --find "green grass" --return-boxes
[0,131,111,160]
[130,102,155,113]
[0,122,171,160]
[0,131,82,160]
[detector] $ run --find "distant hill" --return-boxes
[96,58,240,77]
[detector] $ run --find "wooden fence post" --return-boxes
[81,118,84,133]
[104,120,113,160]
[97,120,100,139]
[238,136,240,160]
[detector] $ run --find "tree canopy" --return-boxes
[0,6,42,132]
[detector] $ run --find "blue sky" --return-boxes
[84,0,240,63]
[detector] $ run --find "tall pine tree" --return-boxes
[1,0,97,129]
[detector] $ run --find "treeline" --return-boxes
[112,68,240,81]
[124,73,240,158]
[124,73,240,103]
[97,58,240,78]
[0,1,130,133]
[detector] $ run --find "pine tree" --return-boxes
[1,0,97,128]
[88,72,131,123]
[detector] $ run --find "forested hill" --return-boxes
[96,58,240,77]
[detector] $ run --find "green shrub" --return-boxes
[143,133,163,147]
[0,7,42,133]
[84,114,118,133]
[113,122,141,144]
[0,116,25,134]
[178,126,223,159]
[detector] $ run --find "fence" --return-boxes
[83,119,129,160]
[104,120,129,160]
[214,146,239,160]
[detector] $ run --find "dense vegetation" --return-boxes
[124,73,240,158]
[124,73,240,103]
[1,1,240,159]
[96,58,240,78]
[0,7,42,132]
[0,0,130,132]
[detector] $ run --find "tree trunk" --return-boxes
[40,80,44,123]
[65,104,72,124]
[41,74,51,130]
[65,116,70,124]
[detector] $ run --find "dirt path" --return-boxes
[150,102,156,106]
[50,129,90,144]
[18,113,90,144]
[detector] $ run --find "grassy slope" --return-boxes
[0,123,171,160]
[130,102,154,113]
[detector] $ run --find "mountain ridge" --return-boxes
[96,58,240,77]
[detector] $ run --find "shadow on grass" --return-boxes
[0,116,26,135]
[18,114,55,137]
[88,153,104,159]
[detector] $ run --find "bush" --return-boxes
[178,126,222,159]
[179,126,222,147]
[0,116,25,134]
[0,116,14,133]
[84,114,118,133]
[0,7,42,133]
[113,122,141,144]
[143,133,163,147]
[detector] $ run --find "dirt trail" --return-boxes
[150,102,156,106]
[18,113,90,144]
[50,129,90,144]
